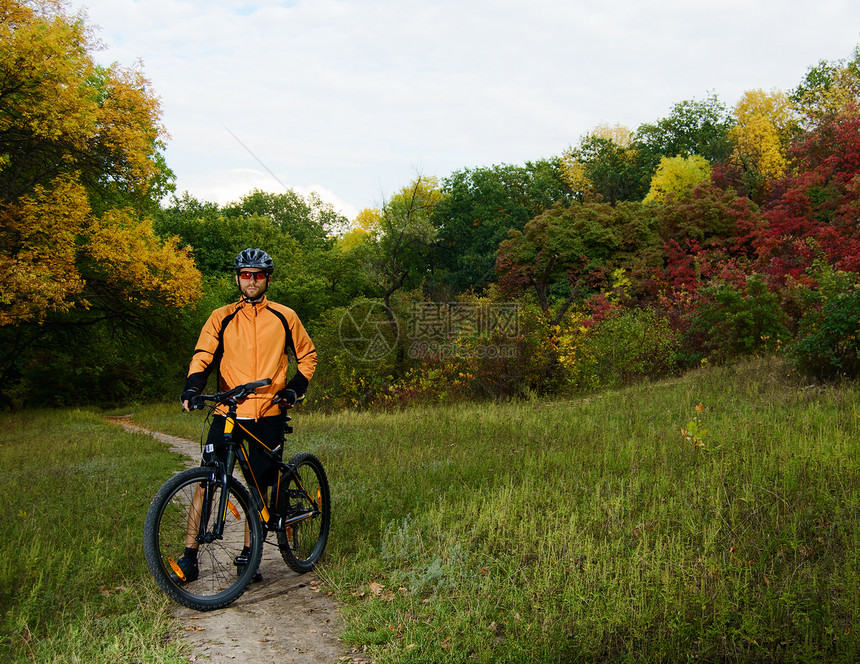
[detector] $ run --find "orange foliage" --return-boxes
[0,0,197,326]
[83,211,201,309]
[0,175,87,324]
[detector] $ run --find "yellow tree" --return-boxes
[734,88,797,140]
[0,0,199,326]
[643,155,712,204]
[599,123,634,146]
[728,89,797,189]
[0,0,199,405]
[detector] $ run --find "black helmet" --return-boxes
[233,248,274,273]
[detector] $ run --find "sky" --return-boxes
[72,0,860,221]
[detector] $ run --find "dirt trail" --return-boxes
[109,417,369,664]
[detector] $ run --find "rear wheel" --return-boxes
[143,467,263,610]
[275,452,331,573]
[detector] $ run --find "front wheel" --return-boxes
[143,467,263,611]
[275,452,331,573]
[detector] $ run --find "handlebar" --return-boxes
[189,378,272,411]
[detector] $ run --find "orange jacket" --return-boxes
[184,296,317,420]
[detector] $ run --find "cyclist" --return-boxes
[173,248,317,583]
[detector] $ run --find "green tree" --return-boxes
[156,193,286,278]
[222,189,348,249]
[266,240,370,331]
[431,160,571,292]
[563,125,648,204]
[635,94,735,173]
[791,45,860,125]
[355,175,442,314]
[496,200,658,323]
[156,192,367,328]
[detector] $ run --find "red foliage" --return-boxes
[583,292,622,324]
[711,159,750,198]
[756,111,860,282]
[494,251,531,296]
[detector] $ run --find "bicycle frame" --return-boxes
[203,395,320,541]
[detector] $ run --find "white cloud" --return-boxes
[173,168,360,220]
[76,0,860,219]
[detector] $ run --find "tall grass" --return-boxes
[314,358,858,662]
[0,409,188,663]
[131,357,860,662]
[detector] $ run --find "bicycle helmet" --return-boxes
[233,248,274,274]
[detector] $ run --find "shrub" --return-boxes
[308,297,405,410]
[682,273,790,364]
[586,307,679,387]
[380,298,568,405]
[790,266,860,378]
[555,313,601,392]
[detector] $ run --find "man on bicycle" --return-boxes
[174,247,317,583]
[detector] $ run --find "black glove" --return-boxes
[180,387,200,407]
[276,389,297,407]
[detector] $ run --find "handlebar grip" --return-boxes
[247,378,272,390]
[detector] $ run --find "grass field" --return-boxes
[0,409,190,663]
[2,356,859,662]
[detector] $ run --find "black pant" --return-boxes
[204,415,283,487]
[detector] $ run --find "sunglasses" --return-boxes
[238,271,269,282]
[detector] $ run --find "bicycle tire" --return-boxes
[143,467,263,611]
[275,452,331,573]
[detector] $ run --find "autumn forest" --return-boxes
[2,0,860,410]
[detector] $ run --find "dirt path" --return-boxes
[109,417,369,664]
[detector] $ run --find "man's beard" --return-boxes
[240,282,267,302]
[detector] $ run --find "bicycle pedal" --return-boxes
[233,552,263,582]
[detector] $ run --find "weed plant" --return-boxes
[0,410,188,663]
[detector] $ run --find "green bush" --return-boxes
[682,273,790,364]
[309,295,411,410]
[790,266,860,379]
[587,307,679,387]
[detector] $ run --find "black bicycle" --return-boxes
[143,378,331,611]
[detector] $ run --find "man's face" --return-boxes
[236,269,270,302]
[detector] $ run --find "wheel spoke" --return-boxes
[276,453,330,573]
[143,468,263,611]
